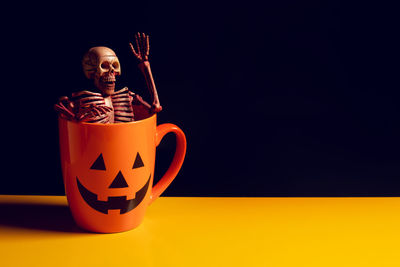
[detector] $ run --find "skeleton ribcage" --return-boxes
[72,87,135,123]
[112,88,135,122]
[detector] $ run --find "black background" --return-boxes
[2,0,400,196]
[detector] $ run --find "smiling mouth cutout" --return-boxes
[76,174,151,214]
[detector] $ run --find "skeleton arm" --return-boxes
[129,91,151,109]
[129,33,162,113]
[138,61,162,112]
[54,93,113,122]
[54,96,75,120]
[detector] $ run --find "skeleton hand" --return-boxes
[54,96,75,120]
[129,32,162,114]
[77,104,113,122]
[129,32,150,62]
[129,91,151,109]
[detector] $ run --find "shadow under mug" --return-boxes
[58,114,186,233]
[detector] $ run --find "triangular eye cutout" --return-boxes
[90,153,106,170]
[132,152,144,169]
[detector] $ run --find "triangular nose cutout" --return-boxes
[109,171,129,188]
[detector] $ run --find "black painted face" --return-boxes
[76,153,150,214]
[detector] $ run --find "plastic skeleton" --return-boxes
[55,33,162,123]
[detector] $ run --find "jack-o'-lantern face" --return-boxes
[76,152,151,215]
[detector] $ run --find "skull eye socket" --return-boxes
[100,62,110,69]
[132,153,144,169]
[90,153,106,170]
[112,62,119,69]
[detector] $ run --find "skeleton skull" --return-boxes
[82,47,121,95]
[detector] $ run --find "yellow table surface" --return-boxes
[1,195,400,266]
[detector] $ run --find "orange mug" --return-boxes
[58,114,186,233]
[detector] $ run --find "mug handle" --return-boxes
[149,123,187,204]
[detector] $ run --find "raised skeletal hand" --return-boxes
[129,32,162,114]
[129,32,150,62]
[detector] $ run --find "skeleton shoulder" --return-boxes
[71,90,102,98]
[113,87,130,94]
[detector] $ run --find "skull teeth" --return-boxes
[101,76,116,83]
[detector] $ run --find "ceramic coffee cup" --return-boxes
[58,114,186,233]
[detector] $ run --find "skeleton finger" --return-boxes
[77,110,94,120]
[80,113,108,122]
[79,108,106,119]
[55,102,74,116]
[54,103,75,118]
[129,42,139,59]
[77,106,97,120]
[97,106,106,113]
[97,116,110,124]
[135,33,141,58]
[77,113,90,121]
[141,33,146,56]
[93,107,102,116]
[99,106,112,114]
[55,102,66,110]
[98,106,113,113]
[141,33,148,60]
[58,96,74,110]
[93,112,108,120]
[137,33,143,55]
[146,34,150,57]
[102,106,113,112]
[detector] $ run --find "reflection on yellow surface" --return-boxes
[1,195,400,266]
